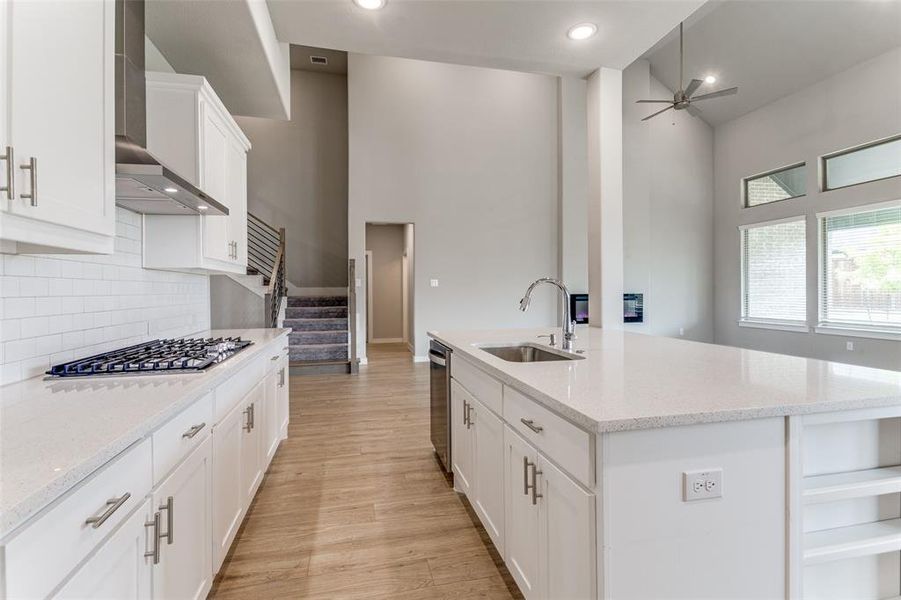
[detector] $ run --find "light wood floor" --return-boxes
[209,343,522,599]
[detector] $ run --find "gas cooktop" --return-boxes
[46,337,253,378]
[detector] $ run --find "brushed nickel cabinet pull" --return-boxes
[530,462,543,505]
[520,418,543,434]
[159,496,174,545]
[249,403,255,430]
[462,400,468,426]
[85,492,131,528]
[466,402,474,429]
[278,368,285,388]
[243,406,252,432]
[145,512,161,564]
[182,422,205,439]
[522,456,530,496]
[1,146,13,200]
[271,355,279,361]
[19,157,36,206]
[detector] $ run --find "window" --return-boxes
[823,135,901,191]
[819,202,901,335]
[740,218,807,328]
[743,163,806,207]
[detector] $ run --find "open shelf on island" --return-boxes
[804,519,901,565]
[804,466,901,505]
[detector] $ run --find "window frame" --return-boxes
[816,199,901,340]
[820,133,901,192]
[738,215,809,331]
[741,162,807,209]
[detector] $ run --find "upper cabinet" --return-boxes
[142,72,250,274]
[0,0,116,254]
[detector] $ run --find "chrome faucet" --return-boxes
[519,277,576,350]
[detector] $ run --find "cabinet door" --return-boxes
[240,382,265,504]
[6,0,114,236]
[504,426,542,600]
[225,140,247,266]
[450,381,473,497]
[53,499,153,600]
[201,104,230,262]
[471,398,505,554]
[152,436,213,600]
[277,356,290,438]
[263,366,281,464]
[538,457,595,600]
[211,398,245,573]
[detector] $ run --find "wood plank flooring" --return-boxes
[209,343,522,599]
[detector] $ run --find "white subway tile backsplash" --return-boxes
[0,207,211,385]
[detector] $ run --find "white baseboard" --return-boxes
[370,337,404,344]
[412,355,429,363]
[358,357,368,365]
[406,341,415,354]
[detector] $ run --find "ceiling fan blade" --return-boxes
[641,105,674,122]
[686,104,702,117]
[691,87,738,102]
[684,79,703,98]
[636,100,673,104]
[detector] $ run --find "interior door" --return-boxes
[53,499,152,600]
[201,104,229,262]
[472,397,506,554]
[504,425,541,600]
[450,380,473,496]
[152,437,213,600]
[240,382,265,504]
[7,0,114,235]
[211,398,245,572]
[538,456,595,600]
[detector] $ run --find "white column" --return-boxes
[586,68,624,329]
[557,76,589,296]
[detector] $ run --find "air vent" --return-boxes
[310,56,328,65]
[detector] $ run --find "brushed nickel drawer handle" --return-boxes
[522,456,530,496]
[520,418,543,433]
[19,157,36,206]
[243,406,252,432]
[145,511,161,564]
[1,146,13,200]
[182,422,206,439]
[530,462,543,505]
[85,492,131,528]
[159,496,174,545]
[271,355,279,361]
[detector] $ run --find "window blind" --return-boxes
[821,204,901,331]
[741,219,807,323]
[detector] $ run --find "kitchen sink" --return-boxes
[479,344,584,363]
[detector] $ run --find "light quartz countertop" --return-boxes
[0,328,289,539]
[429,327,901,434]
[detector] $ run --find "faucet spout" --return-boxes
[519,277,576,350]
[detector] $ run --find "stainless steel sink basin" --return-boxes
[479,344,584,363]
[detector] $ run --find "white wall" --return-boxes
[348,54,559,359]
[622,60,715,342]
[713,48,901,371]
[366,223,405,341]
[0,208,211,385]
[558,76,589,296]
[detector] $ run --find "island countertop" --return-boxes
[0,328,290,539]
[428,327,901,434]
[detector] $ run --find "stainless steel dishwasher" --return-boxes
[429,339,452,473]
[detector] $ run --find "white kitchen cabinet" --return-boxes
[451,380,474,496]
[263,363,281,463]
[277,356,290,438]
[211,396,247,572]
[0,0,115,254]
[151,436,213,600]
[53,499,153,600]
[241,381,265,504]
[470,395,506,553]
[142,72,250,274]
[504,426,542,600]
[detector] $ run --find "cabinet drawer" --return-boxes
[213,353,265,423]
[504,387,593,487]
[4,439,152,600]
[153,392,213,485]
[452,356,503,415]
[263,339,288,374]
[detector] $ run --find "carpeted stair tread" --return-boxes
[283,317,347,331]
[289,343,349,362]
[290,330,348,345]
[285,306,348,319]
[287,295,348,308]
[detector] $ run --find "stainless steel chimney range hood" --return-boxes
[114,0,227,217]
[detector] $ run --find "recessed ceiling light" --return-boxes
[197,205,208,211]
[164,187,178,193]
[704,75,717,84]
[353,0,385,9]
[567,23,597,41]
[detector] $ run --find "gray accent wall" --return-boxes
[235,70,348,288]
[713,48,901,371]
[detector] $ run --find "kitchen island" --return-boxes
[430,326,901,599]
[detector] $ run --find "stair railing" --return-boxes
[348,258,359,373]
[247,212,286,328]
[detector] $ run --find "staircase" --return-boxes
[284,295,350,364]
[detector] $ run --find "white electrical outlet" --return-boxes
[679,327,685,336]
[430,279,439,287]
[846,341,854,351]
[683,469,723,501]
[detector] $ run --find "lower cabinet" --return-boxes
[451,380,474,496]
[277,356,290,438]
[263,365,281,463]
[211,397,247,571]
[470,394,506,553]
[53,499,154,600]
[151,436,213,600]
[504,426,542,599]
[240,381,265,505]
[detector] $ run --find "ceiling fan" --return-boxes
[638,22,738,121]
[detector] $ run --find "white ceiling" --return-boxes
[642,0,901,127]
[267,0,705,77]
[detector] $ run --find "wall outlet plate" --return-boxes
[683,469,723,501]
[430,279,439,287]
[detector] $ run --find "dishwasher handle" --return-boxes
[428,350,446,367]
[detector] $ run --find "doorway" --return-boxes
[365,223,415,356]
